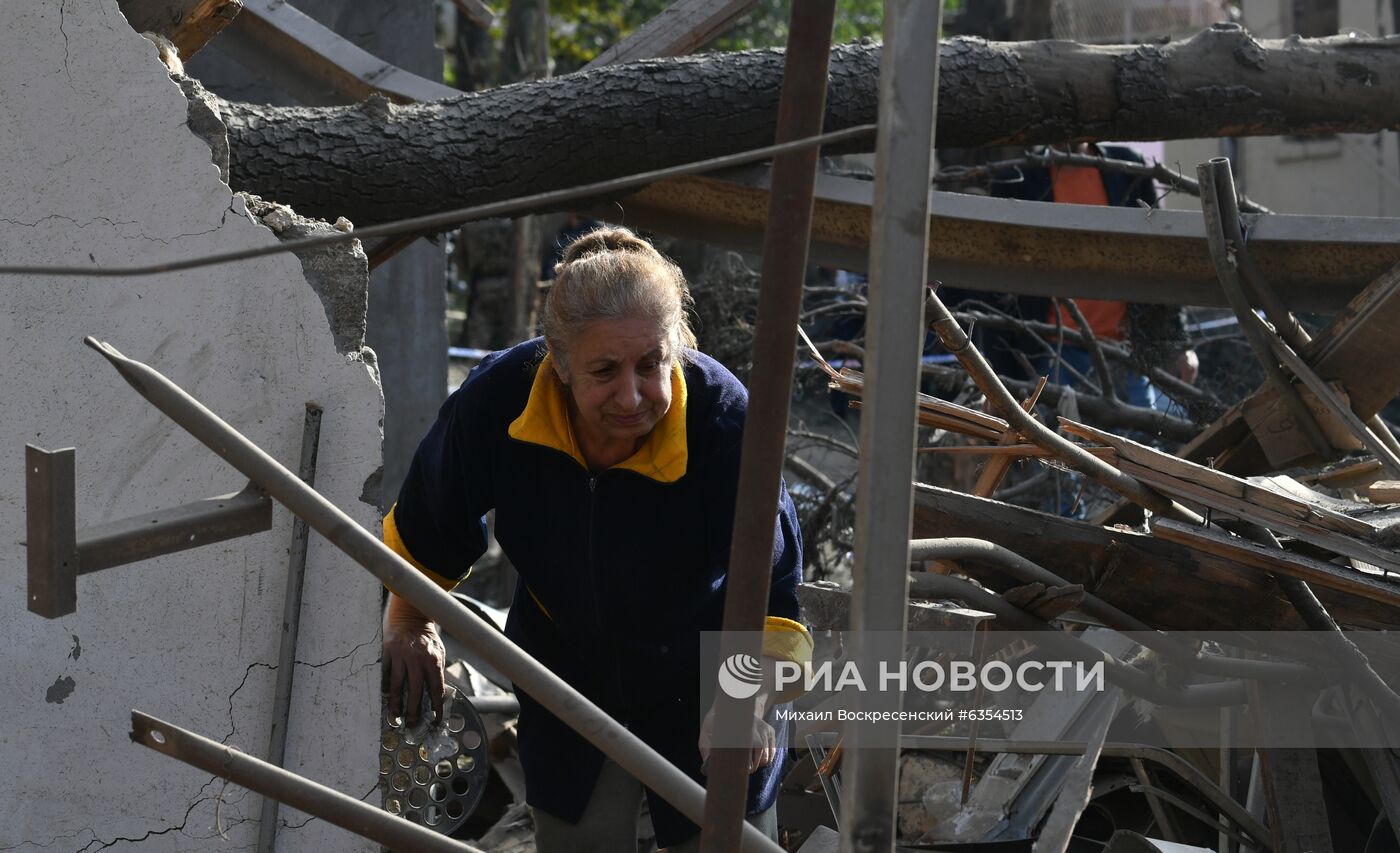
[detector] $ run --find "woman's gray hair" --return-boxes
[542,227,697,373]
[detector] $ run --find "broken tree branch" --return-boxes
[924,292,1198,520]
[1063,298,1119,404]
[214,26,1400,225]
[920,363,1198,441]
[812,336,1194,438]
[972,377,1047,497]
[951,309,1221,410]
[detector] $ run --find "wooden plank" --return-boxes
[585,0,758,69]
[449,0,495,29]
[1062,417,1376,537]
[849,402,1006,440]
[214,0,460,106]
[1302,459,1384,489]
[615,171,1400,314]
[1095,262,1400,532]
[919,443,1114,458]
[1369,480,1400,503]
[1152,518,1400,610]
[913,484,1400,630]
[1303,261,1400,417]
[1117,459,1400,575]
[838,369,1011,432]
[118,0,241,59]
[1241,380,1362,469]
[972,377,1046,498]
[1176,262,1400,476]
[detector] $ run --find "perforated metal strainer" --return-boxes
[379,684,489,834]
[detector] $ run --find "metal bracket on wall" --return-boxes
[25,444,272,618]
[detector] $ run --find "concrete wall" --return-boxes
[1164,1,1400,216]
[0,1,383,849]
[188,0,449,509]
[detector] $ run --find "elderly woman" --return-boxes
[381,228,812,852]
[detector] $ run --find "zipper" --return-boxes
[585,473,629,723]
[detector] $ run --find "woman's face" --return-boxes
[555,316,673,450]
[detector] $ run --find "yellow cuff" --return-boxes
[383,505,460,593]
[763,616,813,702]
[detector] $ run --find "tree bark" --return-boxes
[215,25,1400,225]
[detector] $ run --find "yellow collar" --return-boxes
[508,354,689,483]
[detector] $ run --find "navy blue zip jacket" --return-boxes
[385,338,812,846]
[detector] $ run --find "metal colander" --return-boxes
[379,684,489,835]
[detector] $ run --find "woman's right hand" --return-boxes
[383,593,447,726]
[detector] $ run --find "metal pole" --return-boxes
[131,710,485,853]
[257,403,322,853]
[838,1,943,850]
[700,2,835,851]
[84,338,784,853]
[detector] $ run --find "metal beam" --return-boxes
[838,0,943,850]
[700,3,834,849]
[25,446,75,619]
[26,443,272,619]
[600,168,1400,312]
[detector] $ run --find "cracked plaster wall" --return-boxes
[0,1,383,850]
[188,0,449,510]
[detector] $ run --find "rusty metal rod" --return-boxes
[838,1,944,849]
[700,3,835,850]
[131,710,486,853]
[258,403,322,853]
[85,338,783,853]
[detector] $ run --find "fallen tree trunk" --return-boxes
[214,25,1400,225]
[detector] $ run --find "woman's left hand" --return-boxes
[698,704,776,774]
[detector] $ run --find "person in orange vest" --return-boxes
[991,143,1197,408]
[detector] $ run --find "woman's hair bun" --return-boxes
[559,227,657,267]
